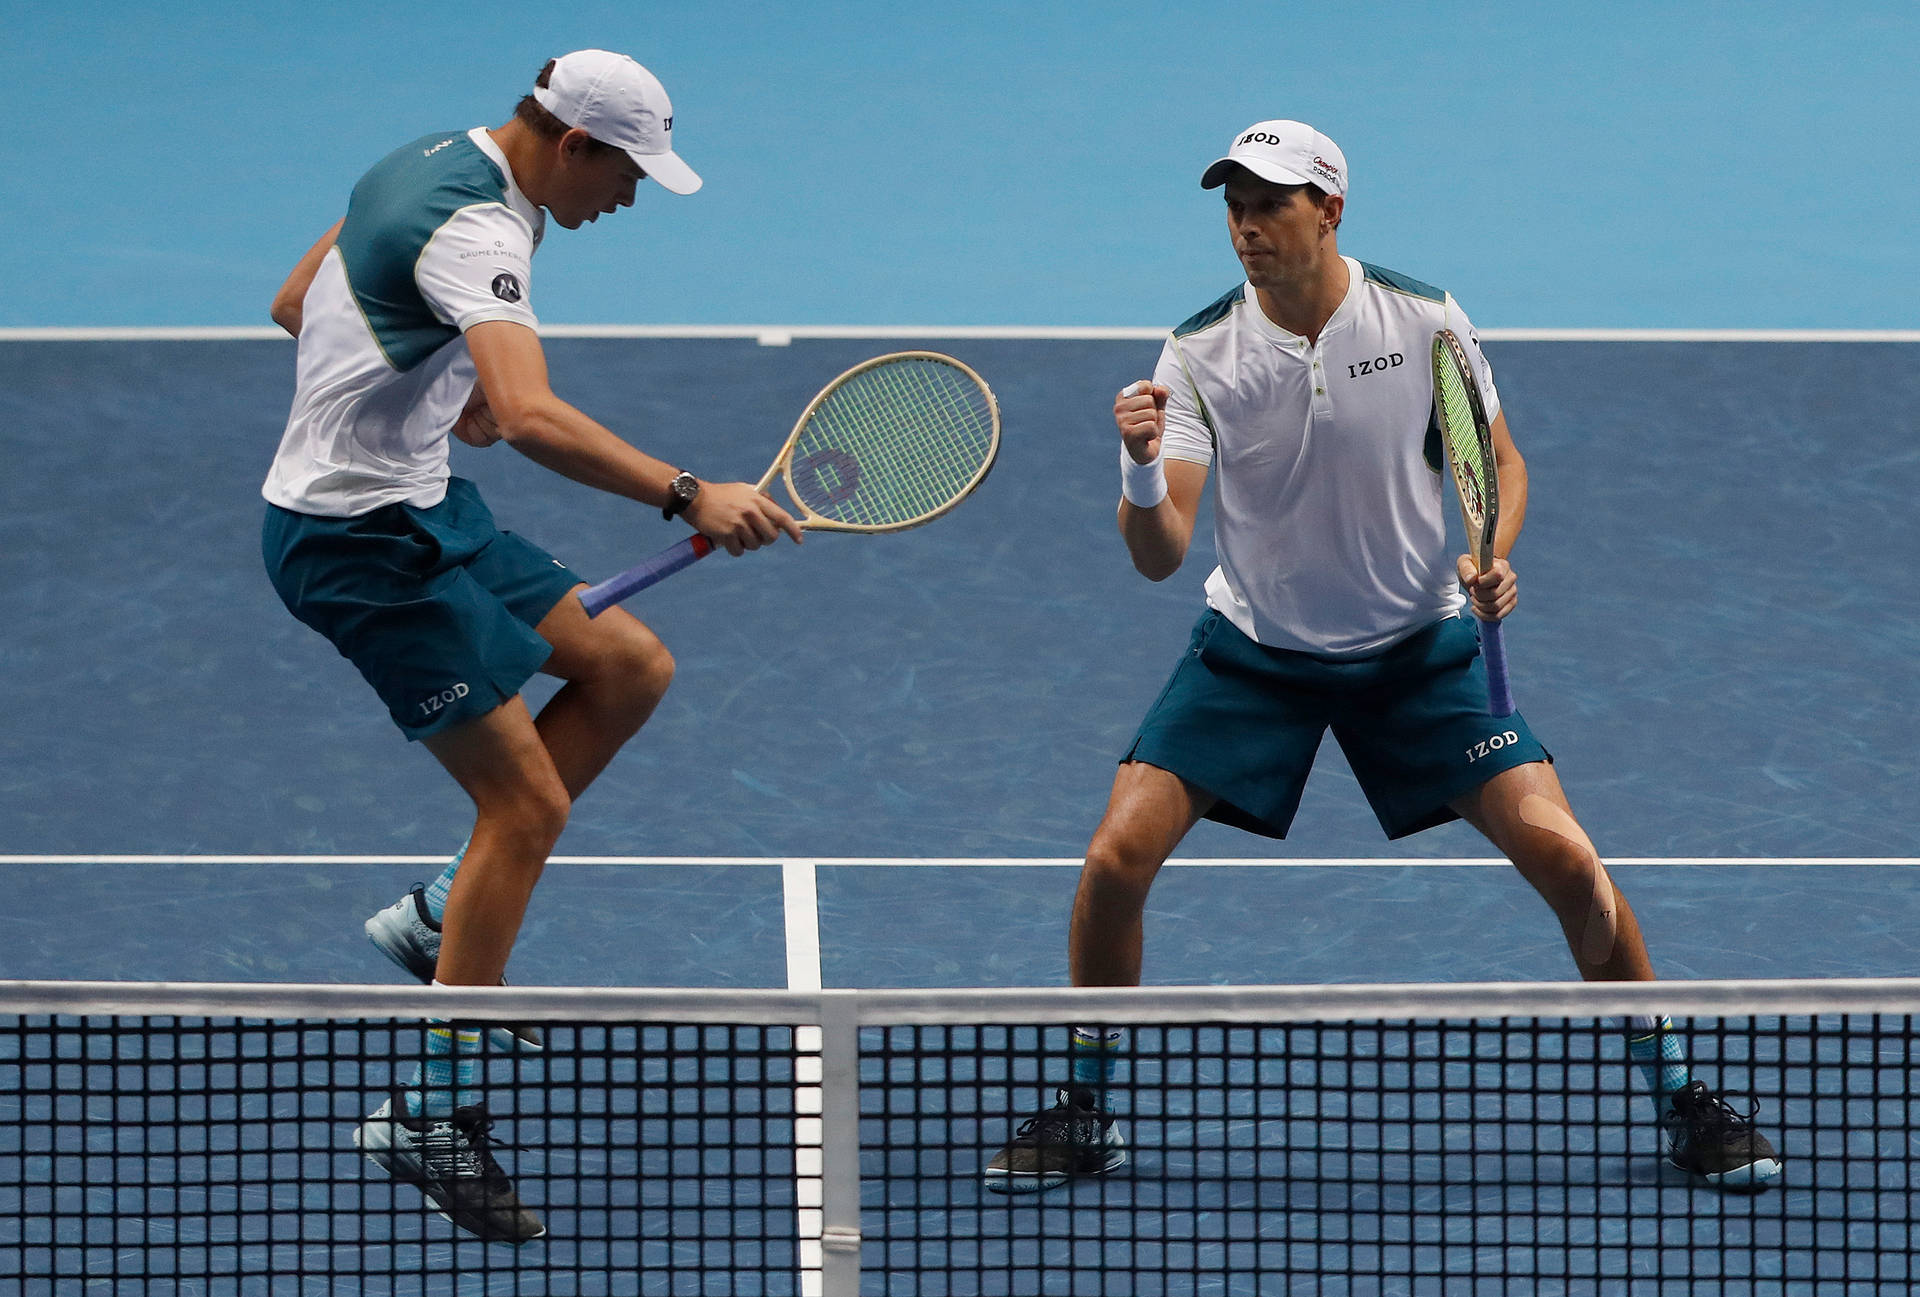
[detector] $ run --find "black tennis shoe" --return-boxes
[356,1091,546,1243]
[1661,1080,1783,1191]
[984,1085,1127,1193]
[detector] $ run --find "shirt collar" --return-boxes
[1241,255,1361,347]
[468,127,545,247]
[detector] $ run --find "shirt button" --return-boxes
[1315,387,1326,395]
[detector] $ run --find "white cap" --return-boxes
[1200,120,1347,196]
[532,49,702,195]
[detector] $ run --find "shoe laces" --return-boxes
[1012,1089,1104,1147]
[426,1105,517,1182]
[405,884,443,935]
[1665,1080,1757,1137]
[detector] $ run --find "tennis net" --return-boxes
[2,978,1916,1294]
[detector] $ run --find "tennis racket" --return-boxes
[1430,328,1514,717]
[579,351,1001,617]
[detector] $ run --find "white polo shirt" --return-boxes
[1153,256,1502,657]
[263,127,544,517]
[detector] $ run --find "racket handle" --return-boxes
[1477,616,1515,718]
[579,534,715,617]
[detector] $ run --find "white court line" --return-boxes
[782,861,824,991]
[780,861,827,1297]
[3,325,1918,344]
[4,854,1916,867]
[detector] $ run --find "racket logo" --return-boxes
[792,448,863,512]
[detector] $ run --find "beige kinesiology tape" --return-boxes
[1518,794,1617,965]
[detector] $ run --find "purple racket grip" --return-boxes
[579,534,715,617]
[1477,616,1514,717]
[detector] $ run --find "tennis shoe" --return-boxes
[355,1091,546,1244]
[1661,1080,1783,1190]
[364,885,543,1052]
[984,1085,1127,1193]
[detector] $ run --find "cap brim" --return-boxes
[629,147,702,195]
[1200,156,1315,190]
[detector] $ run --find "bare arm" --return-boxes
[464,319,800,554]
[270,220,343,337]
[1488,410,1527,560]
[1113,380,1210,581]
[1120,462,1209,580]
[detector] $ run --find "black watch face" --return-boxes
[666,474,699,518]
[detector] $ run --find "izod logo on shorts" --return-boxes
[418,682,471,718]
[1466,731,1522,763]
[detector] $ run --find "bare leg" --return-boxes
[418,591,675,987]
[1069,762,1216,986]
[1448,763,1789,1187]
[1449,761,1655,982]
[422,698,572,987]
[527,592,675,799]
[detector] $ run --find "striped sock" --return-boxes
[401,1023,483,1118]
[1069,1026,1125,1107]
[402,982,484,1118]
[1625,1015,1691,1111]
[421,838,471,926]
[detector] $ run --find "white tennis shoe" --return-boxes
[364,885,544,1053]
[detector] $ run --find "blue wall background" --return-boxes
[2,1,1915,330]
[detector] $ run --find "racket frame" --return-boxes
[1430,328,1514,717]
[579,351,1000,616]
[760,350,1001,533]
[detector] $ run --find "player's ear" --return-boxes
[559,127,595,162]
[1319,193,1343,233]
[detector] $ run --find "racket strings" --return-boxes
[790,358,997,527]
[1434,359,1485,478]
[837,361,994,512]
[1433,349,1491,533]
[819,366,970,517]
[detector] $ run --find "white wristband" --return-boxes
[1120,446,1168,508]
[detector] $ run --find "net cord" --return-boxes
[9,976,1920,1024]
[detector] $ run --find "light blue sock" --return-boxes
[1626,1015,1691,1112]
[421,838,471,925]
[1069,1026,1124,1107]
[402,1022,484,1118]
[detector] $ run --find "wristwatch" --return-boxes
[662,471,701,521]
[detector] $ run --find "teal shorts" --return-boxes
[262,477,582,741]
[1126,610,1549,840]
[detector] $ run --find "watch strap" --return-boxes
[662,471,699,521]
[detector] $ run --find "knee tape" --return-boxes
[1518,793,1617,965]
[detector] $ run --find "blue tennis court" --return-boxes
[2,333,1918,1292]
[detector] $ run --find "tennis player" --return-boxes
[985,121,1781,1194]
[262,51,800,1243]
